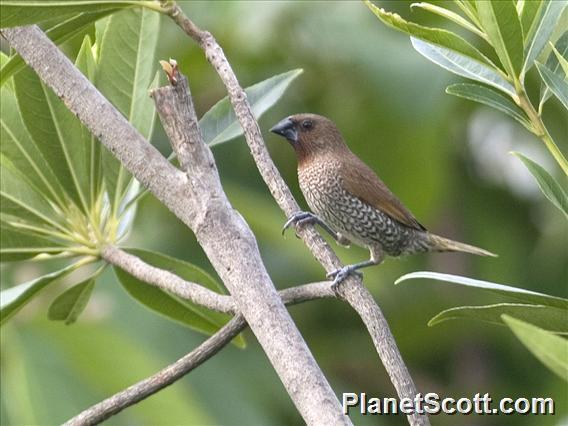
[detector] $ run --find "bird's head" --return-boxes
[270,113,347,163]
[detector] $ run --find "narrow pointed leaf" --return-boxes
[396,271,568,309]
[446,83,531,130]
[512,152,568,218]
[96,8,160,211]
[200,69,303,146]
[0,9,118,86]
[48,277,96,324]
[502,315,568,381]
[114,249,245,348]
[519,0,543,41]
[477,0,524,78]
[0,1,143,27]
[429,303,568,333]
[540,31,568,107]
[410,3,486,40]
[536,61,568,110]
[14,66,89,212]
[0,262,81,325]
[365,1,492,65]
[1,72,64,207]
[523,0,567,73]
[551,44,568,78]
[411,38,515,96]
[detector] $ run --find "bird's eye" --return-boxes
[301,120,313,130]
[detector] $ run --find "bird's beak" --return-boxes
[270,117,298,143]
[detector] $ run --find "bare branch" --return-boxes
[101,245,235,314]
[2,25,348,425]
[65,281,336,425]
[163,7,429,426]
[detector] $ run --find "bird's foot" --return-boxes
[282,211,319,236]
[327,265,363,287]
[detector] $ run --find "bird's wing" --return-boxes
[340,155,426,231]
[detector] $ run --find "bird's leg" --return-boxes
[282,211,341,242]
[328,246,384,286]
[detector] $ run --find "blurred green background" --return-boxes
[1,1,567,425]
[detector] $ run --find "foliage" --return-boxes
[368,0,568,380]
[0,3,300,344]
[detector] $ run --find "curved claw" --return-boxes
[327,266,363,285]
[281,211,316,236]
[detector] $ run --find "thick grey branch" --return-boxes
[101,245,235,314]
[164,6,429,426]
[2,26,348,425]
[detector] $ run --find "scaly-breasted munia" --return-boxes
[270,113,496,283]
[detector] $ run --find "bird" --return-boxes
[270,113,496,284]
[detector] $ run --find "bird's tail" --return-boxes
[427,233,497,257]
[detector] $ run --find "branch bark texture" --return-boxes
[1,25,348,426]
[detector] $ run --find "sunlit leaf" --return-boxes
[0,1,145,27]
[396,271,568,309]
[477,0,524,78]
[0,262,82,325]
[429,303,567,333]
[446,83,531,130]
[411,38,515,97]
[519,0,542,41]
[522,0,567,73]
[540,31,568,108]
[0,9,118,86]
[512,152,568,218]
[114,249,245,348]
[365,0,492,65]
[536,61,568,110]
[410,2,486,40]
[200,69,304,146]
[502,315,568,381]
[551,44,568,78]
[48,277,97,324]
[96,8,160,212]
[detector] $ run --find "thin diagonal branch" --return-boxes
[162,5,429,426]
[65,281,336,426]
[101,245,235,314]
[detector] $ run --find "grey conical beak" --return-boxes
[270,117,298,143]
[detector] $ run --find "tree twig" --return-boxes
[2,25,348,426]
[162,5,429,426]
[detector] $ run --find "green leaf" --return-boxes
[0,262,82,325]
[411,38,516,96]
[395,271,568,309]
[512,152,568,217]
[0,75,65,208]
[48,277,97,324]
[14,66,90,213]
[446,83,531,130]
[519,0,543,41]
[0,1,145,27]
[75,36,103,207]
[0,156,64,231]
[477,0,524,78]
[114,249,245,348]
[429,303,568,333]
[0,222,65,262]
[540,31,568,107]
[536,60,568,110]
[96,7,160,212]
[200,69,304,146]
[0,9,118,86]
[523,0,567,73]
[551,43,568,78]
[410,3,486,40]
[502,315,568,381]
[365,0,493,65]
